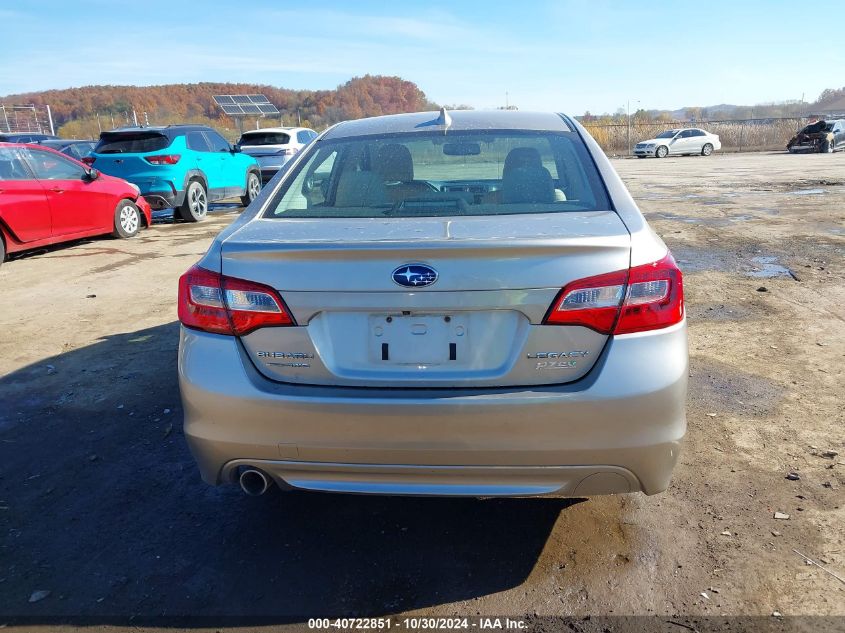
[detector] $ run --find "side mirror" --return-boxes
[84,168,99,180]
[231,144,241,153]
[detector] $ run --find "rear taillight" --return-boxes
[81,156,95,166]
[144,154,181,165]
[544,253,684,334]
[178,265,294,336]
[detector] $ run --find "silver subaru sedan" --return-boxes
[177,109,687,498]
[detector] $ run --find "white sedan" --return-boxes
[634,128,721,158]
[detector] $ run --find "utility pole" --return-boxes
[132,109,139,127]
[96,113,102,133]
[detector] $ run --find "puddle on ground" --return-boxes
[788,189,825,196]
[747,255,794,278]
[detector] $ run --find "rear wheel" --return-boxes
[701,143,714,156]
[178,179,208,222]
[112,199,141,238]
[241,171,261,206]
[0,233,6,266]
[656,145,668,158]
[822,139,834,153]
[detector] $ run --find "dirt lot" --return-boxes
[0,152,843,630]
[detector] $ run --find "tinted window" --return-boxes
[203,130,230,152]
[656,130,677,139]
[296,131,313,144]
[22,148,86,180]
[186,131,212,152]
[266,130,609,219]
[95,132,170,154]
[238,131,291,145]
[0,147,31,180]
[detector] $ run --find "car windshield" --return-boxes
[95,132,170,154]
[239,132,291,145]
[656,130,678,139]
[265,130,610,218]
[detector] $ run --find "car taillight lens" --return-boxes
[81,156,95,166]
[178,265,294,336]
[144,154,181,165]
[544,253,684,334]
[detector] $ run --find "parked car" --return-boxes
[787,119,845,153]
[86,125,261,221]
[236,127,318,183]
[0,143,152,264]
[0,132,58,143]
[35,139,96,161]
[177,109,688,499]
[634,128,721,158]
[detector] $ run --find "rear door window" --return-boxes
[203,130,231,152]
[186,131,212,152]
[95,132,170,154]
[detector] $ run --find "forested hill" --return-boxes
[0,75,438,136]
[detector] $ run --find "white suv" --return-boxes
[236,127,318,183]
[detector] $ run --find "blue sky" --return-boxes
[0,0,841,113]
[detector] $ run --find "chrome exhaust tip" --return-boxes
[239,468,271,496]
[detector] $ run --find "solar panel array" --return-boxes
[213,95,280,116]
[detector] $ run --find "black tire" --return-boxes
[178,178,208,222]
[0,233,6,266]
[701,143,714,157]
[656,145,669,158]
[240,171,261,206]
[822,139,834,153]
[112,199,141,238]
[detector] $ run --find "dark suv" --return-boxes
[87,125,261,221]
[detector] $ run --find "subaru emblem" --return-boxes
[392,264,438,288]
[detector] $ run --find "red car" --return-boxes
[0,142,152,264]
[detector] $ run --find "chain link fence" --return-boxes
[582,117,807,155]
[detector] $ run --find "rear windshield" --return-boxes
[239,132,290,146]
[265,130,610,218]
[95,132,170,154]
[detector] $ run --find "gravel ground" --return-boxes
[0,152,843,631]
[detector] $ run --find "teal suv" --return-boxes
[88,125,261,221]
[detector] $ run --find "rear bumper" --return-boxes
[133,180,185,210]
[178,321,688,497]
[254,156,292,183]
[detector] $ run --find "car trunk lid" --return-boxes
[222,211,631,387]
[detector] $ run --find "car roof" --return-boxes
[103,124,212,137]
[37,139,93,147]
[240,127,311,134]
[322,110,573,140]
